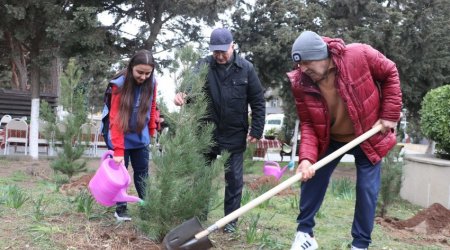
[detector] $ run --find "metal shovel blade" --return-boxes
[162,217,213,250]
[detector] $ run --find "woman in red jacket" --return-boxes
[108,50,157,221]
[287,31,402,250]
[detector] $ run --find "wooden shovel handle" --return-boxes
[196,124,383,240]
[290,119,300,163]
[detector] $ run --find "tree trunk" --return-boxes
[10,59,19,88]
[51,55,61,101]
[4,31,28,90]
[29,43,41,160]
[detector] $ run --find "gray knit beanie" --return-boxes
[291,31,328,62]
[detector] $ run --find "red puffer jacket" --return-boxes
[287,37,402,164]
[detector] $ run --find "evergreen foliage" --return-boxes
[420,84,450,158]
[232,0,450,139]
[0,0,119,112]
[40,60,88,179]
[137,46,228,241]
[377,145,403,218]
[1,0,449,143]
[105,0,235,64]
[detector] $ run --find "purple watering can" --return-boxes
[88,150,142,206]
[263,161,295,180]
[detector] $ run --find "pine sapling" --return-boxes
[137,46,229,241]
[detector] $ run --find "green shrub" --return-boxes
[420,84,450,158]
[3,185,29,209]
[246,213,261,243]
[32,194,47,222]
[330,177,355,200]
[74,189,94,218]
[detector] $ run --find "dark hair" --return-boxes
[116,50,156,133]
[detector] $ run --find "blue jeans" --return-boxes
[296,140,381,248]
[117,146,150,208]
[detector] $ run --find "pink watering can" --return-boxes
[88,150,142,206]
[263,161,295,180]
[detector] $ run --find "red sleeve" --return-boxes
[148,83,157,137]
[109,85,125,157]
[365,45,402,122]
[287,70,320,163]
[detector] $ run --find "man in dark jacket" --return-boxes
[174,27,265,233]
[287,31,402,250]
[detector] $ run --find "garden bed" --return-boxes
[0,157,449,249]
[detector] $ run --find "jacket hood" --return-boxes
[110,75,125,87]
[323,36,346,58]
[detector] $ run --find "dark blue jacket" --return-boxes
[201,51,265,153]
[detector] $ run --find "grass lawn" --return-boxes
[0,157,448,249]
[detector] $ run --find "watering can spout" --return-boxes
[280,165,289,175]
[263,161,287,180]
[113,189,142,203]
[287,160,295,171]
[263,160,296,180]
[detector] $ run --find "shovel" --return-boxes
[163,124,382,250]
[290,119,300,166]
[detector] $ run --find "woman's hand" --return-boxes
[113,156,124,165]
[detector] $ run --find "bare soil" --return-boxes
[376,203,450,246]
[0,158,162,249]
[247,167,450,248]
[1,158,450,249]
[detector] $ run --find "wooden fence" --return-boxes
[0,88,57,119]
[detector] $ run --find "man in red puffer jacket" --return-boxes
[287,31,402,250]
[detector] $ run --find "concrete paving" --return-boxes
[1,143,428,163]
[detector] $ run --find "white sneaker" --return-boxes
[290,231,318,250]
[351,246,367,250]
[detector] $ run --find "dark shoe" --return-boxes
[198,208,209,221]
[223,222,237,233]
[114,205,131,221]
[198,213,208,221]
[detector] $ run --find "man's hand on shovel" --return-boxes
[296,160,314,181]
[373,119,397,133]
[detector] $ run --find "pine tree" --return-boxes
[40,59,88,179]
[137,46,228,241]
[377,145,403,218]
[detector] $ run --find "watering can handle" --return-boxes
[195,124,383,240]
[264,161,280,167]
[101,150,114,162]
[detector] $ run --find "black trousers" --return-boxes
[116,146,150,208]
[206,151,244,223]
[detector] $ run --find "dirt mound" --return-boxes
[376,203,450,247]
[393,203,450,235]
[246,175,297,196]
[59,173,94,196]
